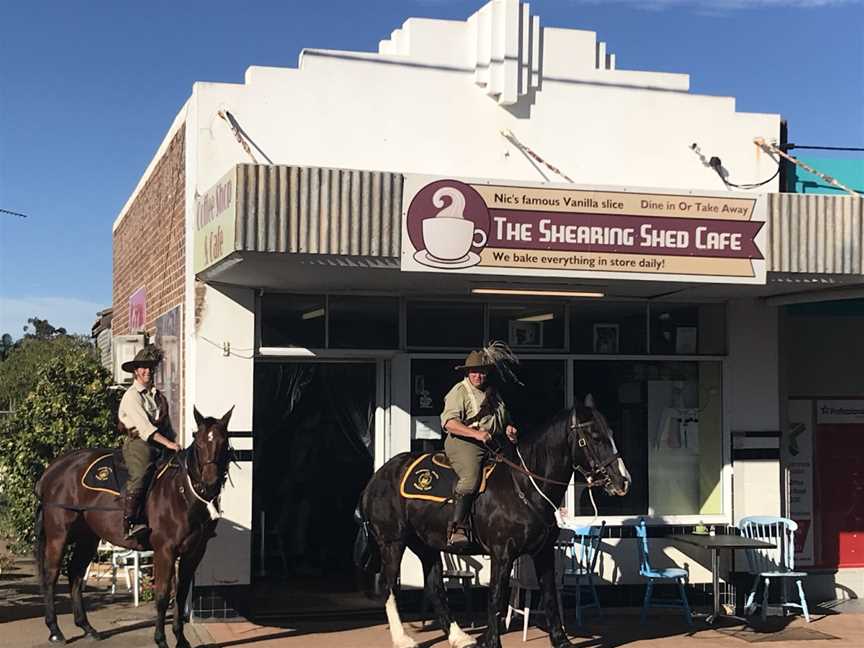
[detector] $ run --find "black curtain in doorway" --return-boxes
[253,363,375,585]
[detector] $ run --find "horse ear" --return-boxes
[584,393,595,408]
[220,406,235,428]
[193,407,205,428]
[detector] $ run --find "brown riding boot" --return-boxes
[123,491,148,539]
[446,493,474,550]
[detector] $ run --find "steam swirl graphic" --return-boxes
[432,187,466,219]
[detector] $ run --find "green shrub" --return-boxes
[0,346,119,552]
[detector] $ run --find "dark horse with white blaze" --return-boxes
[34,407,233,648]
[360,405,630,648]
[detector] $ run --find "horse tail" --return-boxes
[352,505,381,574]
[34,500,46,588]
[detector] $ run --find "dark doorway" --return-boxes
[252,362,376,615]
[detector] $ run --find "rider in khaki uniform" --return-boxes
[441,348,518,549]
[118,346,180,538]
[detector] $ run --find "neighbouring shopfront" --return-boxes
[111,0,864,618]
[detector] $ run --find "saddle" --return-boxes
[81,449,177,497]
[399,452,497,503]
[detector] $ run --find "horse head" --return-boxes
[191,406,234,489]
[568,400,631,497]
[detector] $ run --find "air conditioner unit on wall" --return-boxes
[112,334,146,385]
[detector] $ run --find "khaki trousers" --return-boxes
[122,437,157,495]
[444,434,486,495]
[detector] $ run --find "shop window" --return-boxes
[572,360,723,517]
[260,294,325,348]
[488,303,565,351]
[650,303,726,355]
[329,296,399,349]
[406,301,483,349]
[408,358,567,453]
[570,302,647,355]
[500,359,567,431]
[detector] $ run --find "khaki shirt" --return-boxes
[440,378,509,435]
[118,380,160,441]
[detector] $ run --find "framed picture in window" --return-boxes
[675,326,698,354]
[593,323,619,354]
[509,320,544,348]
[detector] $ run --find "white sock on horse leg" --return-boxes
[448,621,474,648]
[385,592,418,648]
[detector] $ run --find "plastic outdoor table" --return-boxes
[673,534,775,624]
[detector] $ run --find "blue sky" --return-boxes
[1,0,862,335]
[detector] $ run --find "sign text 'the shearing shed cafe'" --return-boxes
[401,177,767,284]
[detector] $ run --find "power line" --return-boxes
[784,144,864,153]
[755,138,862,197]
[1,208,28,218]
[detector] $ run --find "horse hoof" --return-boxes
[77,625,102,641]
[48,633,66,644]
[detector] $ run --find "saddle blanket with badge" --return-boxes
[399,452,497,503]
[81,450,176,497]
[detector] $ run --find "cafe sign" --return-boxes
[401,176,767,284]
[194,168,237,274]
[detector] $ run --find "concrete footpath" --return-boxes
[2,548,862,648]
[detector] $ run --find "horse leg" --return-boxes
[172,539,207,648]
[380,540,417,648]
[476,554,514,648]
[533,546,572,648]
[38,506,76,644]
[152,548,176,648]
[68,532,102,640]
[410,541,475,648]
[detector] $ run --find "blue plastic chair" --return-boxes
[635,518,692,626]
[559,522,606,625]
[738,516,810,623]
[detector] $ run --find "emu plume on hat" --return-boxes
[455,341,523,385]
[121,345,163,373]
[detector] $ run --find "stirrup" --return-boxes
[125,522,148,539]
[446,525,471,549]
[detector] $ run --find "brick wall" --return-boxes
[112,125,186,423]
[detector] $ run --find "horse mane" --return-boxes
[516,407,573,454]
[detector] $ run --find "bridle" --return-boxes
[180,428,233,520]
[568,410,621,489]
[483,408,620,490]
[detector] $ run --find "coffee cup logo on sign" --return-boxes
[407,180,490,270]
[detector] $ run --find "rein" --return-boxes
[484,444,572,486]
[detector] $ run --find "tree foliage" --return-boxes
[0,345,119,552]
[0,333,91,411]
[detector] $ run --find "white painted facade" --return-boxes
[116,1,797,596]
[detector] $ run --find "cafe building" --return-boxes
[111,0,864,618]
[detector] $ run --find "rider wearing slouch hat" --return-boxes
[441,343,519,549]
[118,345,180,539]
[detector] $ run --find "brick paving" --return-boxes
[2,548,861,648]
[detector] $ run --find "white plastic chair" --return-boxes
[738,516,810,622]
[87,543,154,607]
[505,555,541,642]
[112,549,155,607]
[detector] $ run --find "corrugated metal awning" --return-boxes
[768,193,863,274]
[197,163,864,282]
[235,164,402,257]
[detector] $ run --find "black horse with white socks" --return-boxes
[359,404,631,648]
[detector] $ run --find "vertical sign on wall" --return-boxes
[815,400,864,568]
[155,306,181,437]
[128,286,146,332]
[784,400,814,566]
